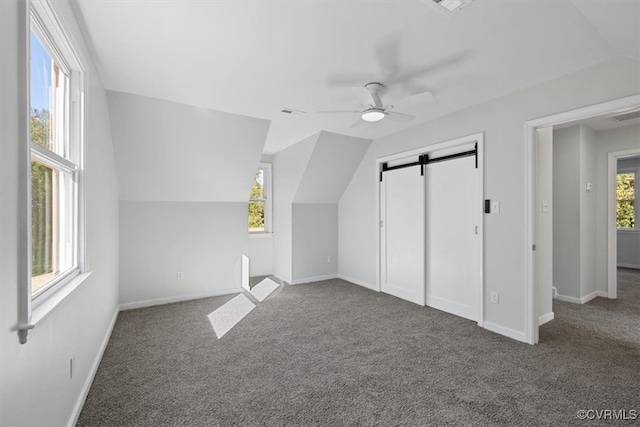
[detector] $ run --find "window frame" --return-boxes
[18,0,88,344]
[616,168,639,231]
[249,163,272,234]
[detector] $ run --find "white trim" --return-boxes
[618,262,640,269]
[483,321,526,343]
[248,232,273,239]
[19,0,89,344]
[17,0,32,343]
[290,274,338,285]
[67,307,119,427]
[376,132,484,326]
[538,312,555,326]
[119,288,240,311]
[555,290,607,304]
[272,275,290,286]
[609,148,640,298]
[337,274,377,291]
[524,94,640,345]
[554,294,583,304]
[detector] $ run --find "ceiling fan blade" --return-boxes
[386,111,415,123]
[375,34,400,81]
[394,90,435,108]
[328,75,376,88]
[316,110,360,115]
[349,118,367,129]
[385,51,472,85]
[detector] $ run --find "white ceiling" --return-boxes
[73,0,640,154]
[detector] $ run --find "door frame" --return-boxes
[608,147,640,297]
[523,94,640,345]
[376,132,484,326]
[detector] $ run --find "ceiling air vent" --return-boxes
[431,0,473,13]
[607,109,640,122]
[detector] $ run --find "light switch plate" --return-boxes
[490,201,500,214]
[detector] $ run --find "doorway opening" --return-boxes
[524,94,640,344]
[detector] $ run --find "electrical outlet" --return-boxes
[177,271,184,280]
[327,256,332,263]
[490,292,499,304]
[70,356,76,380]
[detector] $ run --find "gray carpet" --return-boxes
[78,271,640,426]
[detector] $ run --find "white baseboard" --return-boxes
[555,290,607,304]
[290,274,338,285]
[538,312,555,326]
[483,321,526,343]
[618,262,640,269]
[119,288,240,310]
[337,274,377,291]
[67,307,119,427]
[272,275,290,286]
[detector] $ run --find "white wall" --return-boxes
[249,235,273,277]
[292,204,338,282]
[552,124,598,300]
[273,131,370,283]
[536,127,553,321]
[339,56,640,336]
[272,134,317,283]
[119,202,246,306]
[594,125,640,273]
[0,1,120,425]
[618,232,640,268]
[552,126,582,298]
[580,125,597,296]
[108,92,270,305]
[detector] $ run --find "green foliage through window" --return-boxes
[249,169,265,232]
[617,172,635,229]
[31,109,54,276]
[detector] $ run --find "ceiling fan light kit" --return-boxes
[317,81,434,128]
[361,109,386,122]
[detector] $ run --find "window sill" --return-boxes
[249,232,273,239]
[617,229,640,234]
[18,271,92,343]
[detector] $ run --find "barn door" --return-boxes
[380,162,425,306]
[425,155,479,321]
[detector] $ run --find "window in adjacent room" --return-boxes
[617,171,637,230]
[28,1,86,304]
[248,163,272,233]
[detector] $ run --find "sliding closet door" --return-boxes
[425,156,479,321]
[380,165,425,306]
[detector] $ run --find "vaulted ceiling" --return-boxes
[73,0,640,154]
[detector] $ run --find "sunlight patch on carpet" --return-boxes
[207,294,255,339]
[250,278,280,302]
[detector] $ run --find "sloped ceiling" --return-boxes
[108,91,270,202]
[73,0,640,154]
[293,132,371,204]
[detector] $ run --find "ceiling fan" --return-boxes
[317,82,434,128]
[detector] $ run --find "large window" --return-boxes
[248,163,272,233]
[617,170,637,230]
[27,1,85,306]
